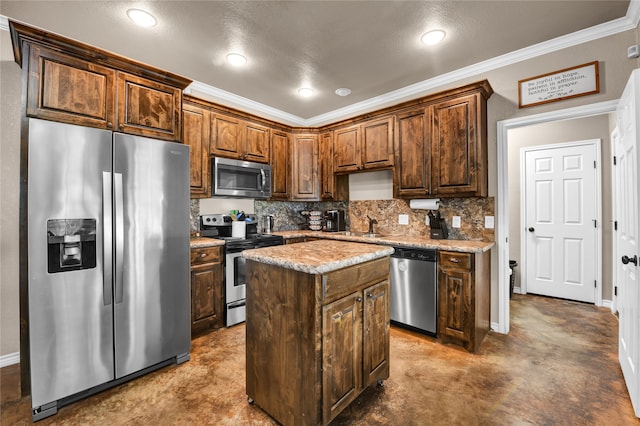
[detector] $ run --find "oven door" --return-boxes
[225,250,246,304]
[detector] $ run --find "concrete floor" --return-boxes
[1,294,638,425]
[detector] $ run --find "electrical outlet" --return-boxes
[485,215,495,229]
[425,214,430,225]
[399,214,409,225]
[452,216,461,228]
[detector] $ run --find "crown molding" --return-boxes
[3,5,637,127]
[188,9,638,127]
[184,81,304,126]
[0,15,9,32]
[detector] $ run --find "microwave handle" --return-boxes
[260,169,266,191]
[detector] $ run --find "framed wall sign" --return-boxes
[518,61,599,108]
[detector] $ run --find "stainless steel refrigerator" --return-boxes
[27,118,191,421]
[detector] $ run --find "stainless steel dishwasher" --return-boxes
[390,247,438,335]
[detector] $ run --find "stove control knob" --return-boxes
[206,217,211,222]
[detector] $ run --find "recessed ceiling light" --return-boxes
[421,29,446,45]
[298,87,315,97]
[226,53,247,66]
[126,9,157,28]
[335,88,351,97]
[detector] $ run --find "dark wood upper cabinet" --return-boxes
[182,101,211,198]
[26,44,117,130]
[334,125,360,173]
[291,133,319,200]
[211,114,243,158]
[431,94,485,197]
[270,130,291,200]
[394,108,431,198]
[210,114,270,163]
[393,81,491,198]
[361,117,394,170]
[116,71,182,141]
[333,117,394,174]
[12,21,190,141]
[244,122,270,163]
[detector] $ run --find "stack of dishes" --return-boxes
[308,211,323,231]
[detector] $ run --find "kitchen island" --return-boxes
[243,240,394,426]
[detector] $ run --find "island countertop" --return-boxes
[242,239,394,275]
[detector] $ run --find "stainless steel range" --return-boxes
[200,214,284,326]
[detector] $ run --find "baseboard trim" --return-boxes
[601,299,612,309]
[0,352,20,368]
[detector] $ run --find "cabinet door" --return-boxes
[183,103,211,198]
[191,261,224,336]
[361,117,394,170]
[334,125,360,173]
[431,94,479,195]
[394,108,431,197]
[270,130,290,200]
[320,131,335,200]
[438,266,472,343]
[322,292,362,424]
[362,280,390,387]
[116,72,182,141]
[244,121,270,163]
[291,134,319,200]
[211,114,243,159]
[26,44,116,129]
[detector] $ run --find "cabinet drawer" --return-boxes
[439,251,472,270]
[322,257,389,302]
[190,246,222,265]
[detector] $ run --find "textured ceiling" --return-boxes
[0,1,632,123]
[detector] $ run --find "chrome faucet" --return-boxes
[367,216,378,234]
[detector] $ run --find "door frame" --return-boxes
[519,139,602,304]
[496,99,617,334]
[610,127,620,314]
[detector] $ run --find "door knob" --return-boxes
[528,227,535,232]
[622,255,638,266]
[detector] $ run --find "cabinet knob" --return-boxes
[449,257,460,263]
[356,296,362,303]
[107,122,113,128]
[119,124,124,130]
[200,253,207,258]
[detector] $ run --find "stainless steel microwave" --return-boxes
[211,157,272,199]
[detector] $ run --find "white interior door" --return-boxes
[616,70,640,418]
[523,141,599,303]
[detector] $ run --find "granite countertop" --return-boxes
[242,240,394,275]
[271,230,494,253]
[189,237,225,248]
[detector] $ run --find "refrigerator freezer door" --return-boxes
[113,134,191,378]
[28,119,115,409]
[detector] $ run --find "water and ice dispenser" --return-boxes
[47,219,97,273]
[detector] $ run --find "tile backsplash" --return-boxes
[193,197,494,241]
[349,197,494,241]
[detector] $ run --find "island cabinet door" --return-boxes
[322,292,363,424]
[362,280,390,387]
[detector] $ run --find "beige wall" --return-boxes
[507,115,614,300]
[1,25,638,358]
[1,29,22,358]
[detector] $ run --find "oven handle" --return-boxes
[228,300,246,309]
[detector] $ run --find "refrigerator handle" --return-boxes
[102,172,113,305]
[114,172,124,304]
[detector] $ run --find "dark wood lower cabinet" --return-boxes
[246,257,390,425]
[190,246,224,337]
[438,250,490,353]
